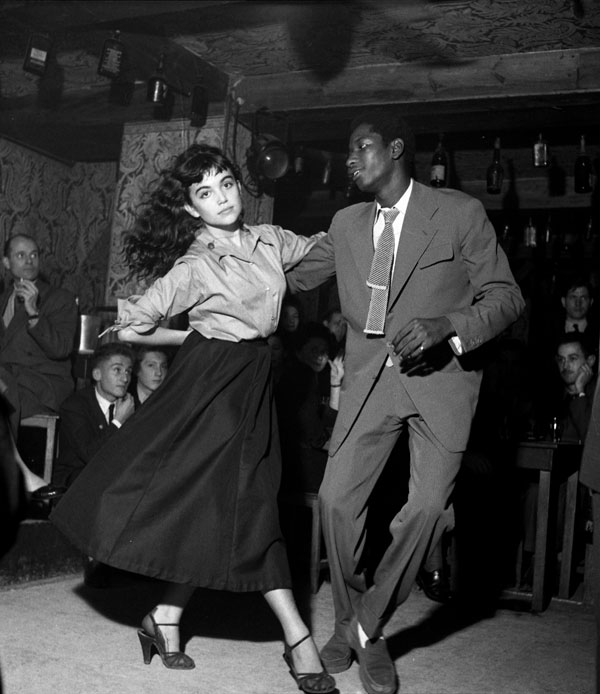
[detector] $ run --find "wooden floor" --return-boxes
[0,570,595,694]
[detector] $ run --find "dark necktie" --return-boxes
[573,324,580,332]
[107,404,115,424]
[364,208,399,335]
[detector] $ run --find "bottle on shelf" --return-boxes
[430,133,447,188]
[532,133,549,168]
[499,223,511,252]
[486,137,504,194]
[544,214,553,245]
[574,134,593,194]
[585,214,594,241]
[524,217,537,248]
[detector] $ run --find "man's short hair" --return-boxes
[91,342,135,372]
[292,321,334,353]
[3,234,38,257]
[349,110,416,164]
[560,274,593,298]
[555,331,595,359]
[133,345,170,374]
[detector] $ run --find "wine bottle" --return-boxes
[430,133,447,188]
[524,217,537,248]
[532,133,549,168]
[574,135,593,194]
[486,137,504,194]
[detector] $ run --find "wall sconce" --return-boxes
[23,33,53,76]
[247,133,290,182]
[98,30,125,80]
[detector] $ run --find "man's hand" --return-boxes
[575,362,594,395]
[14,279,39,317]
[113,393,135,424]
[390,316,454,364]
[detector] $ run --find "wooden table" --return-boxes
[515,440,582,611]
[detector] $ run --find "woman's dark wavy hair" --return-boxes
[124,144,241,280]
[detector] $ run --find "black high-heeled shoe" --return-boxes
[283,633,336,694]
[137,609,195,670]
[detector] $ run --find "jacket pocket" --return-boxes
[418,241,454,269]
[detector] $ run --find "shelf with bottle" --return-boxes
[430,133,448,188]
[416,134,598,210]
[489,208,600,263]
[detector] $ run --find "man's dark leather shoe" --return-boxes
[83,558,112,589]
[320,631,353,673]
[416,568,453,604]
[345,616,398,694]
[31,484,66,501]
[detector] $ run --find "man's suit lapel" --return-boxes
[0,289,10,342]
[87,388,109,432]
[347,204,377,286]
[389,182,439,307]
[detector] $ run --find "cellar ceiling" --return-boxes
[0,0,599,161]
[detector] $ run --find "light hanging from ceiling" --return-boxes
[147,53,168,104]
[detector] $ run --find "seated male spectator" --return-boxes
[129,346,169,408]
[523,332,597,577]
[52,343,135,490]
[559,277,598,341]
[0,234,77,494]
[321,307,347,358]
[276,322,342,494]
[277,296,304,360]
[538,276,599,361]
[535,332,597,442]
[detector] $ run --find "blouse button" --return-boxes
[208,242,215,250]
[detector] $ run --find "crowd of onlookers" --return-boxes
[1,231,598,602]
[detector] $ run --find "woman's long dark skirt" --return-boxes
[51,331,291,592]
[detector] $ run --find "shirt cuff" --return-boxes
[112,420,122,428]
[449,336,464,355]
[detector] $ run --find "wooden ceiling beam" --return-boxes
[234,48,600,115]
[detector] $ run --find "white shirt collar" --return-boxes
[94,388,115,419]
[376,179,413,219]
[565,318,588,332]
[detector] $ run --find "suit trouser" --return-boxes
[320,364,463,639]
[591,491,600,694]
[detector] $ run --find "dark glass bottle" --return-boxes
[574,135,593,194]
[147,53,168,104]
[23,33,52,76]
[486,137,504,194]
[430,133,447,188]
[533,133,549,168]
[97,30,125,79]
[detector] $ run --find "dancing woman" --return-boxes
[51,144,335,694]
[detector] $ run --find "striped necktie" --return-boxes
[364,208,399,335]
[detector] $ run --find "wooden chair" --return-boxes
[20,414,60,483]
[281,491,328,593]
